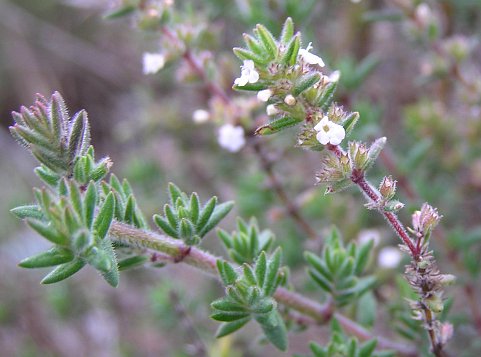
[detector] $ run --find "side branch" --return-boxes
[108,221,417,356]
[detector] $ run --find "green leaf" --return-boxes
[84,182,97,229]
[251,298,274,314]
[263,248,282,296]
[280,17,294,44]
[124,195,136,225]
[255,24,278,59]
[232,82,267,91]
[103,5,136,19]
[118,256,148,271]
[359,339,378,357]
[255,252,267,288]
[215,317,251,338]
[211,299,246,312]
[343,112,360,138]
[199,201,234,236]
[153,214,179,238]
[94,192,115,239]
[197,196,216,231]
[68,110,89,163]
[11,205,43,220]
[233,47,269,65]
[211,311,250,322]
[41,259,86,284]
[256,311,288,351]
[217,260,238,286]
[318,82,338,112]
[34,166,60,186]
[27,218,66,245]
[189,193,200,224]
[293,72,321,96]
[243,33,265,56]
[355,239,373,275]
[19,247,74,268]
[180,218,195,242]
[98,239,119,287]
[168,182,183,205]
[255,116,303,136]
[87,247,112,273]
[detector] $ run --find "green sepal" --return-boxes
[255,116,303,136]
[363,137,386,172]
[41,259,86,284]
[293,72,321,96]
[94,192,115,239]
[11,205,43,220]
[19,247,74,268]
[215,317,251,338]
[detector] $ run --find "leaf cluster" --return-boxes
[153,183,234,245]
[305,228,376,307]
[212,249,288,351]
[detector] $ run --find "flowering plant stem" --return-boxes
[108,220,417,356]
[327,145,446,357]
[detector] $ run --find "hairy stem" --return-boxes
[109,221,417,356]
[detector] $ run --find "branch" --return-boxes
[109,221,418,356]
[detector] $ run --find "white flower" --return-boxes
[257,89,272,102]
[284,94,296,106]
[351,0,362,3]
[266,104,280,116]
[218,124,246,152]
[234,60,259,86]
[378,246,402,269]
[415,4,433,27]
[313,116,345,145]
[298,42,325,67]
[142,52,165,75]
[192,109,210,124]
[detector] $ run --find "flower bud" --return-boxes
[257,89,273,102]
[379,176,397,200]
[284,94,296,106]
[266,104,280,116]
[426,294,444,313]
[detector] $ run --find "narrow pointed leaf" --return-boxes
[293,73,321,96]
[255,116,302,136]
[255,252,267,288]
[19,247,74,268]
[41,259,86,284]
[153,214,179,238]
[199,201,234,237]
[255,24,278,59]
[94,192,115,239]
[197,197,217,231]
[215,317,251,338]
[11,205,43,220]
[27,219,66,245]
[280,17,294,44]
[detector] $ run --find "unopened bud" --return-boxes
[426,295,444,313]
[266,104,280,116]
[284,94,296,106]
[257,89,273,102]
[379,175,397,200]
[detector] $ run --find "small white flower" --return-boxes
[234,60,259,86]
[266,104,280,116]
[313,116,346,145]
[351,0,362,3]
[142,52,165,75]
[192,109,210,124]
[284,94,296,106]
[218,124,246,152]
[298,42,325,67]
[415,4,433,26]
[257,89,272,102]
[378,246,402,269]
